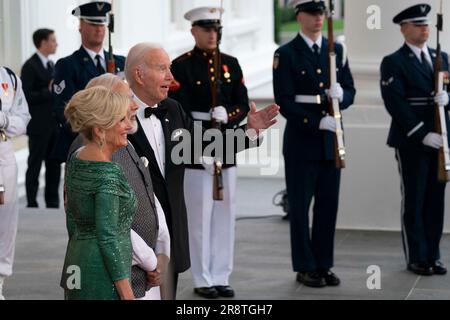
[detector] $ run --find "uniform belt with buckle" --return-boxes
[407,97,435,107]
[191,111,212,121]
[295,94,327,104]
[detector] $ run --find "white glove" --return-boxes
[319,115,337,133]
[422,133,443,149]
[0,111,6,128]
[326,83,344,103]
[200,156,216,175]
[212,106,228,124]
[435,91,449,106]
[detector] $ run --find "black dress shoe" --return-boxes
[296,272,326,288]
[407,263,433,276]
[46,203,60,209]
[194,287,219,299]
[214,285,235,297]
[431,261,447,275]
[319,269,341,286]
[27,203,38,208]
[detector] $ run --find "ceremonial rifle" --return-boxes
[327,0,346,169]
[434,0,450,182]
[211,0,225,201]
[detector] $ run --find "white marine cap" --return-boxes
[184,7,225,28]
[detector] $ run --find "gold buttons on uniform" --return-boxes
[320,82,324,88]
[210,68,215,73]
[322,111,326,115]
[304,118,309,124]
[196,81,202,85]
[301,71,306,75]
[317,69,322,74]
[209,59,213,64]
[236,108,240,113]
[211,76,215,81]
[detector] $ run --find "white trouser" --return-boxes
[184,167,237,288]
[0,141,19,278]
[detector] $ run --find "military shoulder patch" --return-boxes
[54,80,66,95]
[381,76,394,87]
[273,53,280,70]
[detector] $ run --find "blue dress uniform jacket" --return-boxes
[380,44,450,265]
[273,34,355,161]
[52,46,125,162]
[381,44,450,149]
[169,47,250,169]
[273,34,356,273]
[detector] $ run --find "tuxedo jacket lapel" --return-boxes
[130,118,165,181]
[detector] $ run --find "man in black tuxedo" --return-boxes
[125,43,279,299]
[21,28,61,208]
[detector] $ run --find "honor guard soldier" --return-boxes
[273,0,356,287]
[380,4,449,276]
[0,67,31,300]
[53,1,125,162]
[169,7,250,299]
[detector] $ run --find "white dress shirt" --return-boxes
[134,93,166,177]
[36,51,49,69]
[83,46,106,71]
[299,31,323,53]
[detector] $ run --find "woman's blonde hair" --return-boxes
[64,86,129,141]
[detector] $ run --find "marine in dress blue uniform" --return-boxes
[53,1,125,162]
[380,4,448,276]
[273,0,356,287]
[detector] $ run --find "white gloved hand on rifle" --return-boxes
[326,83,344,103]
[319,115,337,133]
[435,91,449,106]
[200,156,216,176]
[422,132,443,149]
[212,106,228,124]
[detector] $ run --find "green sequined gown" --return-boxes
[61,155,137,300]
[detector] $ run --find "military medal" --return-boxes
[223,65,230,79]
[0,131,6,141]
[1,83,8,97]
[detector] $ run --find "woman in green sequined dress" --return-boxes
[61,86,135,300]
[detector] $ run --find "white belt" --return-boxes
[295,95,323,104]
[191,112,211,121]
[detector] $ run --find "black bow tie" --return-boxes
[145,105,168,120]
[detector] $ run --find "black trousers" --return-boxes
[395,148,446,265]
[25,130,61,207]
[285,158,341,272]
